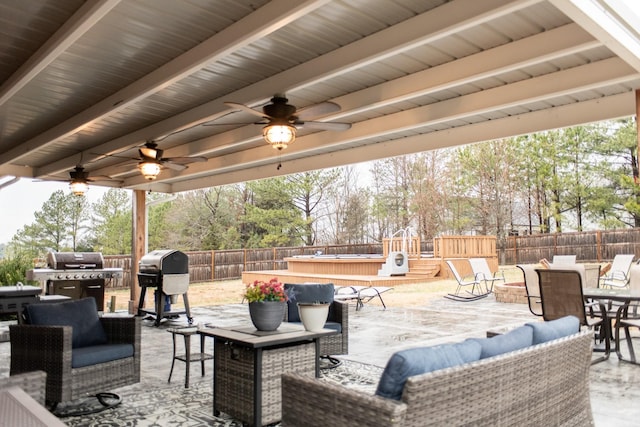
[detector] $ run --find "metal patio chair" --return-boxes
[537,268,610,364]
[444,260,489,302]
[600,254,635,289]
[469,258,505,293]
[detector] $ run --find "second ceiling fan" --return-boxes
[224,95,352,149]
[137,141,207,180]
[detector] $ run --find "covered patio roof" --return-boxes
[1,0,640,194]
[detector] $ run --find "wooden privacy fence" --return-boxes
[502,229,640,265]
[101,229,640,289]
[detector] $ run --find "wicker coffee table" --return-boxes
[200,323,336,426]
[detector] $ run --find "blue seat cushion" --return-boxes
[284,283,335,322]
[72,344,134,368]
[25,297,108,348]
[526,315,580,344]
[375,340,482,401]
[467,325,533,359]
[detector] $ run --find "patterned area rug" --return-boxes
[60,360,383,426]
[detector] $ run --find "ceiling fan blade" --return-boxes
[296,102,341,120]
[88,175,119,182]
[299,121,352,131]
[163,162,188,171]
[164,156,207,164]
[224,102,269,119]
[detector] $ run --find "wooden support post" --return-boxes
[129,190,146,314]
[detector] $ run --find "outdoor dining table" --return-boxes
[583,287,640,362]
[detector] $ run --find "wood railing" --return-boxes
[382,236,421,258]
[433,235,497,259]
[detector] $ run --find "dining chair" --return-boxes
[613,264,640,364]
[536,268,610,364]
[600,254,635,288]
[516,264,543,316]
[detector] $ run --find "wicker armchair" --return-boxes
[1,370,47,405]
[283,283,348,360]
[9,298,141,409]
[282,331,594,427]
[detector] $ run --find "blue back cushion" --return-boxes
[25,297,108,348]
[526,315,580,344]
[284,283,334,322]
[467,325,533,359]
[375,340,482,401]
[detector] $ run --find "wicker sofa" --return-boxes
[282,320,594,427]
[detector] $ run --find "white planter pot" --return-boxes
[297,303,330,332]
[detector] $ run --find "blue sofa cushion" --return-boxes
[468,325,533,359]
[375,340,482,401]
[526,315,580,345]
[25,297,108,348]
[72,344,134,368]
[284,283,335,322]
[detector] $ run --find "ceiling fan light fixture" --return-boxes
[69,180,88,196]
[263,123,296,150]
[138,161,162,180]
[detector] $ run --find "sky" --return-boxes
[0,179,110,244]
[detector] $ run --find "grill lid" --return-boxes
[139,249,189,274]
[47,252,104,270]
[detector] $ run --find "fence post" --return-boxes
[211,250,215,282]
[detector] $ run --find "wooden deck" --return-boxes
[241,269,439,287]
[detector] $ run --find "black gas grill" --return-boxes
[137,249,192,326]
[27,252,122,311]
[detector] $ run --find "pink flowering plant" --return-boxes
[244,277,287,302]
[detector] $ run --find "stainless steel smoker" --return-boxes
[137,249,192,326]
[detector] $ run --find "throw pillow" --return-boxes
[25,297,108,348]
[467,325,533,359]
[375,340,482,401]
[526,315,580,345]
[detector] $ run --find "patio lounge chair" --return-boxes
[444,260,488,301]
[469,258,505,293]
[536,268,610,364]
[334,285,393,310]
[600,254,635,288]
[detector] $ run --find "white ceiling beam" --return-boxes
[551,0,640,72]
[2,0,331,167]
[0,0,122,107]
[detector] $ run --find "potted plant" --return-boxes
[297,300,330,332]
[243,278,287,331]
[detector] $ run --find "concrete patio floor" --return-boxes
[2,294,639,426]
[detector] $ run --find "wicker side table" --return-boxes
[167,326,213,388]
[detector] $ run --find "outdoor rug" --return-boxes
[59,360,383,426]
